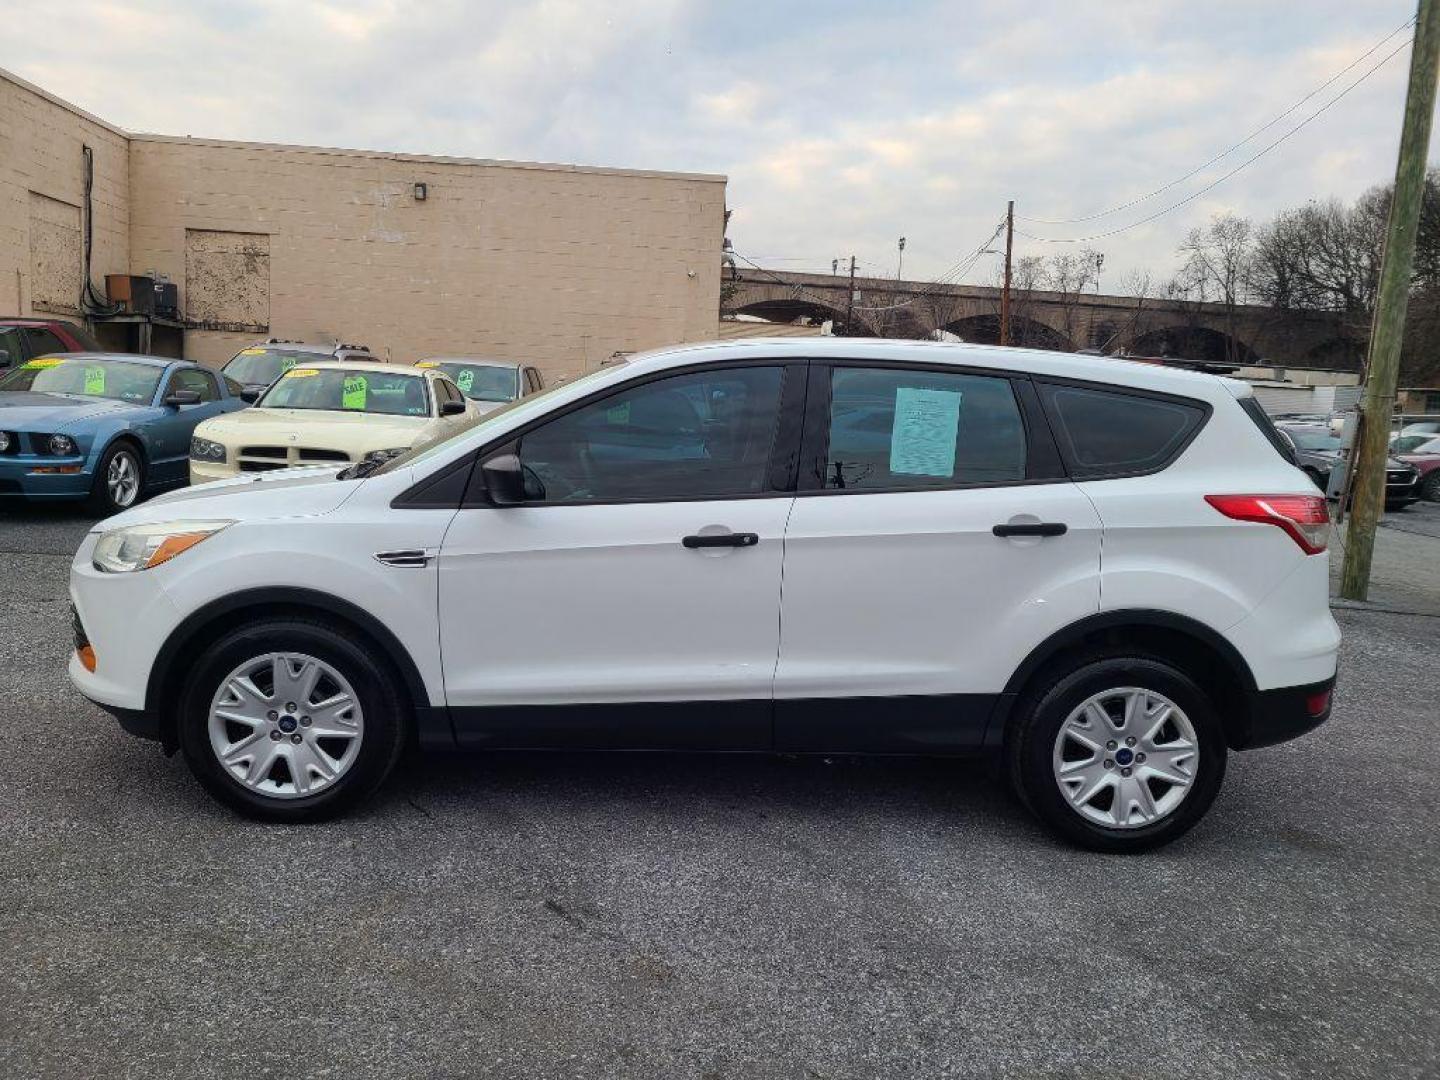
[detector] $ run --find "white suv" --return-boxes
[67,340,1339,852]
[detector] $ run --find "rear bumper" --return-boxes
[1232,675,1335,750]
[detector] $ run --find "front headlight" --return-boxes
[190,436,227,462]
[49,434,77,456]
[92,520,233,573]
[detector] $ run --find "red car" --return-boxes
[0,317,100,373]
[1395,435,1440,501]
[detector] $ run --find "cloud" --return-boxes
[0,0,1422,288]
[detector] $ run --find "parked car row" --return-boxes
[1275,421,1426,508]
[0,332,547,513]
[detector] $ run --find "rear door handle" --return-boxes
[992,522,1067,538]
[682,532,759,549]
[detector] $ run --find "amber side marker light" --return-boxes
[146,532,212,569]
[78,644,97,672]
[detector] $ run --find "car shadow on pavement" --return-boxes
[376,748,1047,842]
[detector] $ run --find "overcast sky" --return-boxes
[0,1,1427,291]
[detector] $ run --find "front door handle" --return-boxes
[992,522,1067,538]
[682,532,759,549]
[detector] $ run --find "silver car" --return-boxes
[413,357,545,413]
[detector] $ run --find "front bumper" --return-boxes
[189,459,237,485]
[0,455,93,499]
[67,535,185,712]
[1231,675,1335,750]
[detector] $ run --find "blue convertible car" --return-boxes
[0,353,246,513]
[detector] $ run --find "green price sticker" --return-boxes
[281,356,297,371]
[606,401,631,425]
[456,369,474,393]
[83,367,106,395]
[341,375,368,410]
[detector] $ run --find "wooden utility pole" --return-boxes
[999,200,1015,346]
[844,255,857,335]
[1341,0,1440,600]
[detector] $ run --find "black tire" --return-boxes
[1421,472,1440,502]
[177,618,408,822]
[89,439,145,515]
[1006,654,1227,853]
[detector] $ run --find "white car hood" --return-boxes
[94,467,361,531]
[198,406,432,450]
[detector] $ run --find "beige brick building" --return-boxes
[1,67,725,379]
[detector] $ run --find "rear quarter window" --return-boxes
[1038,382,1208,479]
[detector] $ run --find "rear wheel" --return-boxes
[1007,655,1227,853]
[178,619,407,821]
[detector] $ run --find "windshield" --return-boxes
[0,357,161,403]
[260,367,430,416]
[371,367,608,477]
[223,347,327,387]
[1284,428,1342,452]
[422,361,519,402]
[1394,434,1440,455]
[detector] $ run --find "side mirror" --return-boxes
[164,389,202,407]
[480,452,525,506]
[440,399,467,417]
[240,387,262,404]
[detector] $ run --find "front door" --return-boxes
[149,367,231,486]
[437,361,802,750]
[774,362,1103,751]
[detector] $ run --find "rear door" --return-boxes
[774,360,1103,752]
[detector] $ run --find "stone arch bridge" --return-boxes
[726,268,1357,370]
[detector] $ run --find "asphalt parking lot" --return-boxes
[1,504,1437,1080]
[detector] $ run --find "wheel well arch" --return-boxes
[145,588,433,753]
[99,430,147,465]
[992,610,1258,749]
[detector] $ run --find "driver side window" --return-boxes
[517,366,786,503]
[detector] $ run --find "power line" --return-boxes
[1018,15,1417,227]
[1014,35,1413,245]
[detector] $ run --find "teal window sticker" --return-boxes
[606,401,631,425]
[456,368,475,393]
[889,386,962,477]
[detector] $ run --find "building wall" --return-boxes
[0,70,129,318]
[129,135,725,378]
[1,67,725,382]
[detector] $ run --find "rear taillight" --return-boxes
[1204,494,1331,554]
[1305,689,1332,717]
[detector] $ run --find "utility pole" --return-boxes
[999,200,1015,346]
[897,236,906,280]
[1341,0,1440,601]
[844,255,857,336]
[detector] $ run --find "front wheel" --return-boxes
[90,441,144,514]
[178,619,407,821]
[1421,472,1440,502]
[1007,656,1227,853]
